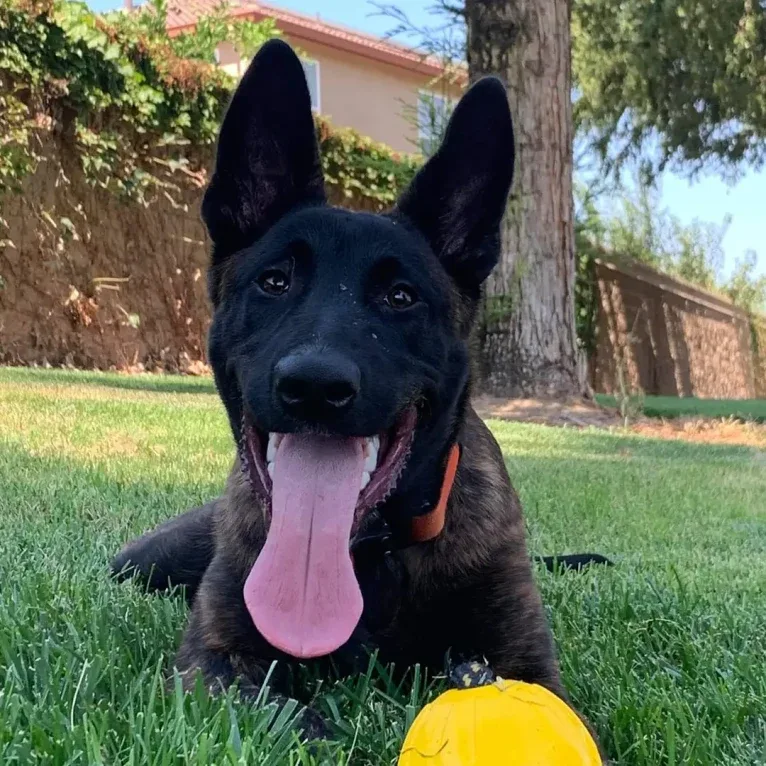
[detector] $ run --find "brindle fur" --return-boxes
[111,39,607,749]
[114,410,563,704]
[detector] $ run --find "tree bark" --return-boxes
[466,0,583,397]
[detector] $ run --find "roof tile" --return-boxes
[160,0,451,78]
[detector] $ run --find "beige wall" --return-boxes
[216,38,461,152]
[217,42,241,77]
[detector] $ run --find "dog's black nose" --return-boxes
[274,351,360,417]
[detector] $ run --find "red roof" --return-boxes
[163,0,451,79]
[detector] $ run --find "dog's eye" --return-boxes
[258,269,290,296]
[385,284,418,309]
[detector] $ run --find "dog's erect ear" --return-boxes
[202,39,326,258]
[395,77,514,292]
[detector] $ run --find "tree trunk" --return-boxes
[466,0,583,397]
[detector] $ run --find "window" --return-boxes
[301,59,320,112]
[417,91,453,155]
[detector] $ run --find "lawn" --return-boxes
[595,393,766,423]
[1,368,765,765]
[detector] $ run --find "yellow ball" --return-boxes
[399,680,602,765]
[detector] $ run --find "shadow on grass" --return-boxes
[0,366,217,396]
[594,393,766,423]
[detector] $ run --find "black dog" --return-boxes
[112,39,609,738]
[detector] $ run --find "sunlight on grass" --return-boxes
[1,368,765,764]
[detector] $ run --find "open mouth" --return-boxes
[241,407,417,534]
[237,407,417,660]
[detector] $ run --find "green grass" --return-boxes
[596,393,766,423]
[1,368,765,765]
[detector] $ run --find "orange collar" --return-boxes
[409,444,460,543]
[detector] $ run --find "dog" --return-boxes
[111,39,608,740]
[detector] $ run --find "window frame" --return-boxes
[417,89,452,154]
[300,57,321,113]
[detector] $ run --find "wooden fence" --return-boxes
[590,255,764,399]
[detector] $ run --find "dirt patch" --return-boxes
[473,394,620,429]
[473,394,766,448]
[629,418,766,448]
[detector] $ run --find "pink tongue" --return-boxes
[243,434,365,658]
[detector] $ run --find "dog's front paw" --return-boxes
[294,705,332,741]
[238,685,332,741]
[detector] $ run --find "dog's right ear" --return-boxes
[202,39,326,272]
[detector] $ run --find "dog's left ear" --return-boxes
[395,77,514,293]
[202,39,326,260]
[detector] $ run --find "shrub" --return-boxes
[0,0,419,210]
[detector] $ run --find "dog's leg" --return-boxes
[110,501,217,603]
[483,578,568,699]
[174,617,329,739]
[174,555,331,740]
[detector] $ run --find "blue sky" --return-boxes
[91,0,764,276]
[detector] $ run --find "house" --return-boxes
[162,0,463,153]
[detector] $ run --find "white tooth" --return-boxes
[372,435,380,451]
[267,462,275,478]
[360,471,370,490]
[364,447,377,473]
[267,433,277,463]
